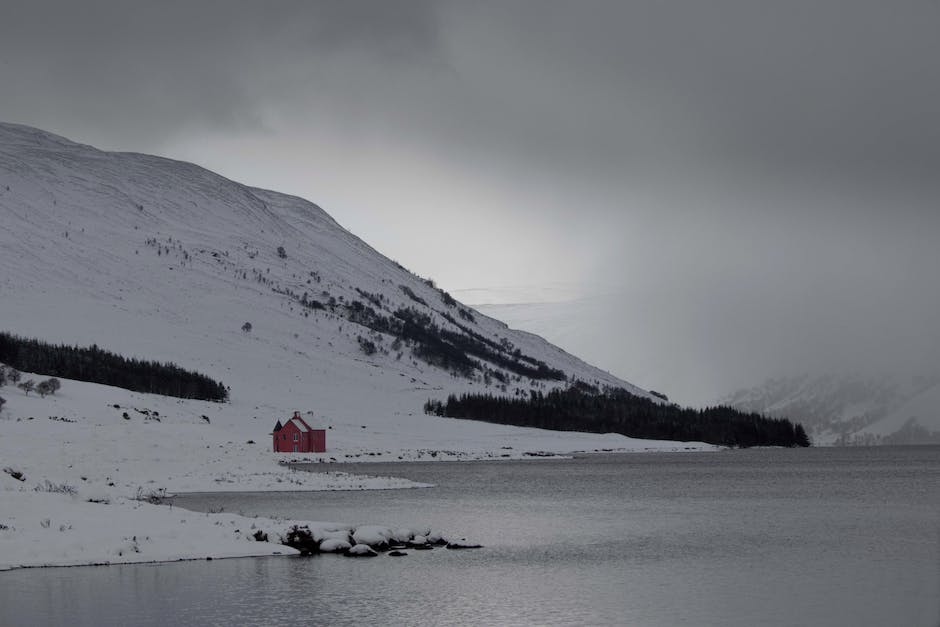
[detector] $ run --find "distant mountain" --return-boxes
[0,122,653,431]
[719,374,940,445]
[460,285,939,447]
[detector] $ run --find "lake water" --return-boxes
[2,447,938,626]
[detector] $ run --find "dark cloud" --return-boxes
[2,1,938,400]
[0,1,442,146]
[6,1,939,192]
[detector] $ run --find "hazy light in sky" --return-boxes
[2,0,938,401]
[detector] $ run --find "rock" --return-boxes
[427,531,447,546]
[2,467,26,482]
[446,538,483,549]
[412,544,434,551]
[352,525,393,549]
[345,544,378,557]
[313,528,353,544]
[319,538,352,553]
[391,527,414,543]
[387,550,408,557]
[282,525,318,556]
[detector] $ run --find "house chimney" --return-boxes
[293,410,300,419]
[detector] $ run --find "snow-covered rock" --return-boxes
[352,525,393,549]
[318,538,352,553]
[445,538,483,549]
[346,544,378,557]
[391,527,415,544]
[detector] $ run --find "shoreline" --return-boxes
[0,374,716,573]
[1,448,712,572]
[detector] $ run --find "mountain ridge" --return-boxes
[0,121,652,429]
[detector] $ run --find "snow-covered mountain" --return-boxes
[0,121,652,427]
[719,374,940,445]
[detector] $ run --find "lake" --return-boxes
[2,447,938,626]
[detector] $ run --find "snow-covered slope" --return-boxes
[0,121,651,425]
[856,382,940,444]
[719,374,940,445]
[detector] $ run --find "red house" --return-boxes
[273,411,326,453]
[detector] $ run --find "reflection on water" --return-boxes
[2,447,939,627]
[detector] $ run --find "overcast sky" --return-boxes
[2,1,938,402]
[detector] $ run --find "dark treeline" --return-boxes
[425,387,810,448]
[393,308,565,380]
[341,299,565,381]
[0,332,228,402]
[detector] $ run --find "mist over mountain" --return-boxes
[465,286,939,445]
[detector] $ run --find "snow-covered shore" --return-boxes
[0,373,714,571]
[0,491,452,571]
[0,493,292,570]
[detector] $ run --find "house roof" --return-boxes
[289,416,312,432]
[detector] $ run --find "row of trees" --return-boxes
[0,365,60,413]
[393,307,565,380]
[425,387,811,448]
[0,332,228,402]
[338,298,565,381]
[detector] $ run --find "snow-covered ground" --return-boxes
[0,488,447,571]
[0,372,712,571]
[0,122,714,570]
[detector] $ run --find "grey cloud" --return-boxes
[7,1,939,195]
[0,1,442,147]
[2,0,938,401]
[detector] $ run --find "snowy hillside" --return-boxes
[0,121,652,424]
[719,374,940,446]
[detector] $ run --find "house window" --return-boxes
[293,433,298,442]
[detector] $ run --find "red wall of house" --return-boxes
[273,422,326,453]
[274,421,304,452]
[311,429,326,453]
